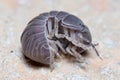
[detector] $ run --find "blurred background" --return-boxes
[0,0,120,80]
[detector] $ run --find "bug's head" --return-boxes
[80,25,92,45]
[80,26,102,60]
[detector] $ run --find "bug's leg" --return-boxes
[47,18,55,39]
[69,30,80,45]
[55,40,67,54]
[49,47,55,71]
[48,40,61,58]
[64,29,79,46]
[66,44,74,55]
[70,30,75,40]
[64,28,72,41]
[54,20,65,38]
[52,44,61,58]
[49,45,62,71]
[71,46,88,69]
[66,44,85,57]
[71,46,85,63]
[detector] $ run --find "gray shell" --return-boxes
[21,11,94,65]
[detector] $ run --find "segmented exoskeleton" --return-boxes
[21,11,101,68]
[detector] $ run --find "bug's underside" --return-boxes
[44,11,92,63]
[21,11,100,66]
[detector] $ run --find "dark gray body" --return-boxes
[21,11,100,66]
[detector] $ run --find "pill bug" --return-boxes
[21,11,101,68]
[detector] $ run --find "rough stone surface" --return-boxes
[0,0,120,80]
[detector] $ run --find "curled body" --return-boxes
[21,11,101,67]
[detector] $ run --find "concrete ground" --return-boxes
[0,0,120,80]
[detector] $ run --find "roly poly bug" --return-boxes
[21,11,102,69]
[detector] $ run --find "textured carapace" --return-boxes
[21,11,101,66]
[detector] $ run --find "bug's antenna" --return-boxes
[91,43,103,60]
